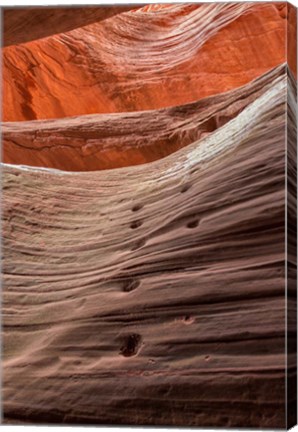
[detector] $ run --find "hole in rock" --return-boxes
[132,204,143,212]
[119,333,142,357]
[186,220,199,229]
[122,279,140,292]
[130,220,143,229]
[183,315,195,325]
[181,184,191,193]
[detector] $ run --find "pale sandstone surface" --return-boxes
[2,67,290,427]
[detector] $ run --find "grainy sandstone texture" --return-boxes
[3,3,287,122]
[1,2,297,429]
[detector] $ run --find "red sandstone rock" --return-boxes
[2,6,137,46]
[287,3,297,78]
[2,3,286,122]
[2,66,284,171]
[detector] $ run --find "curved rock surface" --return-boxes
[3,3,286,121]
[2,6,137,47]
[2,66,283,170]
[2,2,296,429]
[3,66,289,427]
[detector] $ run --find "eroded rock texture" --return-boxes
[2,66,285,170]
[3,3,287,122]
[1,2,297,429]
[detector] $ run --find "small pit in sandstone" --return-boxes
[122,279,140,292]
[181,184,191,193]
[132,204,143,212]
[119,333,142,357]
[130,220,143,229]
[186,220,199,229]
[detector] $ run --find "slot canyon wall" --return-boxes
[1,2,297,428]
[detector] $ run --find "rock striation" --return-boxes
[1,2,297,429]
[3,3,286,122]
[2,66,284,171]
[2,6,137,47]
[2,65,291,427]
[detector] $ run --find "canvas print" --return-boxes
[1,2,297,429]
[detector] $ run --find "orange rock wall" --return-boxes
[3,3,286,122]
